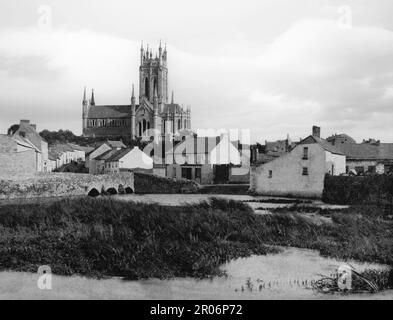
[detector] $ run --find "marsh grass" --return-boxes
[0,197,275,279]
[0,198,392,283]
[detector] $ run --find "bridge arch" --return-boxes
[125,186,134,194]
[87,188,100,197]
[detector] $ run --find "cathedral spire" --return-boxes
[90,89,95,106]
[82,87,87,104]
[131,84,135,105]
[159,40,162,57]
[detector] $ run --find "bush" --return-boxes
[134,172,200,194]
[323,174,393,205]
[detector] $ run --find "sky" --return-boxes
[0,0,393,143]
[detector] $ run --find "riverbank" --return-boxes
[0,248,391,300]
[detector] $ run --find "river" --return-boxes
[0,248,390,300]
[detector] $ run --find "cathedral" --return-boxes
[82,42,192,139]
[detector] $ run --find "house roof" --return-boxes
[255,153,279,164]
[13,122,46,151]
[107,140,126,149]
[106,148,132,162]
[298,135,345,155]
[87,105,132,119]
[67,143,90,152]
[48,151,60,160]
[95,149,121,161]
[50,143,74,153]
[326,133,357,144]
[168,136,221,155]
[105,147,153,169]
[12,135,41,152]
[335,143,393,160]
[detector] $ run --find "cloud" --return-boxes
[0,16,393,143]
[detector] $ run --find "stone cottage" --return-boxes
[250,127,346,198]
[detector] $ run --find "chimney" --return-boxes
[20,120,30,125]
[312,126,321,138]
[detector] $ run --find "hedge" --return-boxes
[134,172,200,194]
[322,174,393,205]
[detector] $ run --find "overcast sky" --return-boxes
[1,0,393,143]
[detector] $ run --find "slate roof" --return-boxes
[87,105,132,119]
[335,143,393,160]
[105,149,132,162]
[13,122,46,151]
[107,140,127,149]
[48,151,60,161]
[298,135,345,155]
[67,143,94,153]
[326,133,357,144]
[95,149,121,161]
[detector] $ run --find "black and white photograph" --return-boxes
[0,0,392,307]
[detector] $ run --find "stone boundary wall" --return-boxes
[0,173,134,200]
[0,150,37,180]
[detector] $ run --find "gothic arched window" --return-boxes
[147,121,151,130]
[153,78,158,95]
[144,78,149,98]
[138,122,142,137]
[178,119,181,130]
[143,119,147,135]
[184,119,187,129]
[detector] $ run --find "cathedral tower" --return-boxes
[139,42,168,105]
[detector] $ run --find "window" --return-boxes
[368,166,376,174]
[181,167,192,180]
[355,166,365,174]
[302,167,309,176]
[303,147,309,160]
[144,78,149,97]
[268,170,273,179]
[195,168,202,182]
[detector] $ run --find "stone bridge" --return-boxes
[0,172,134,200]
